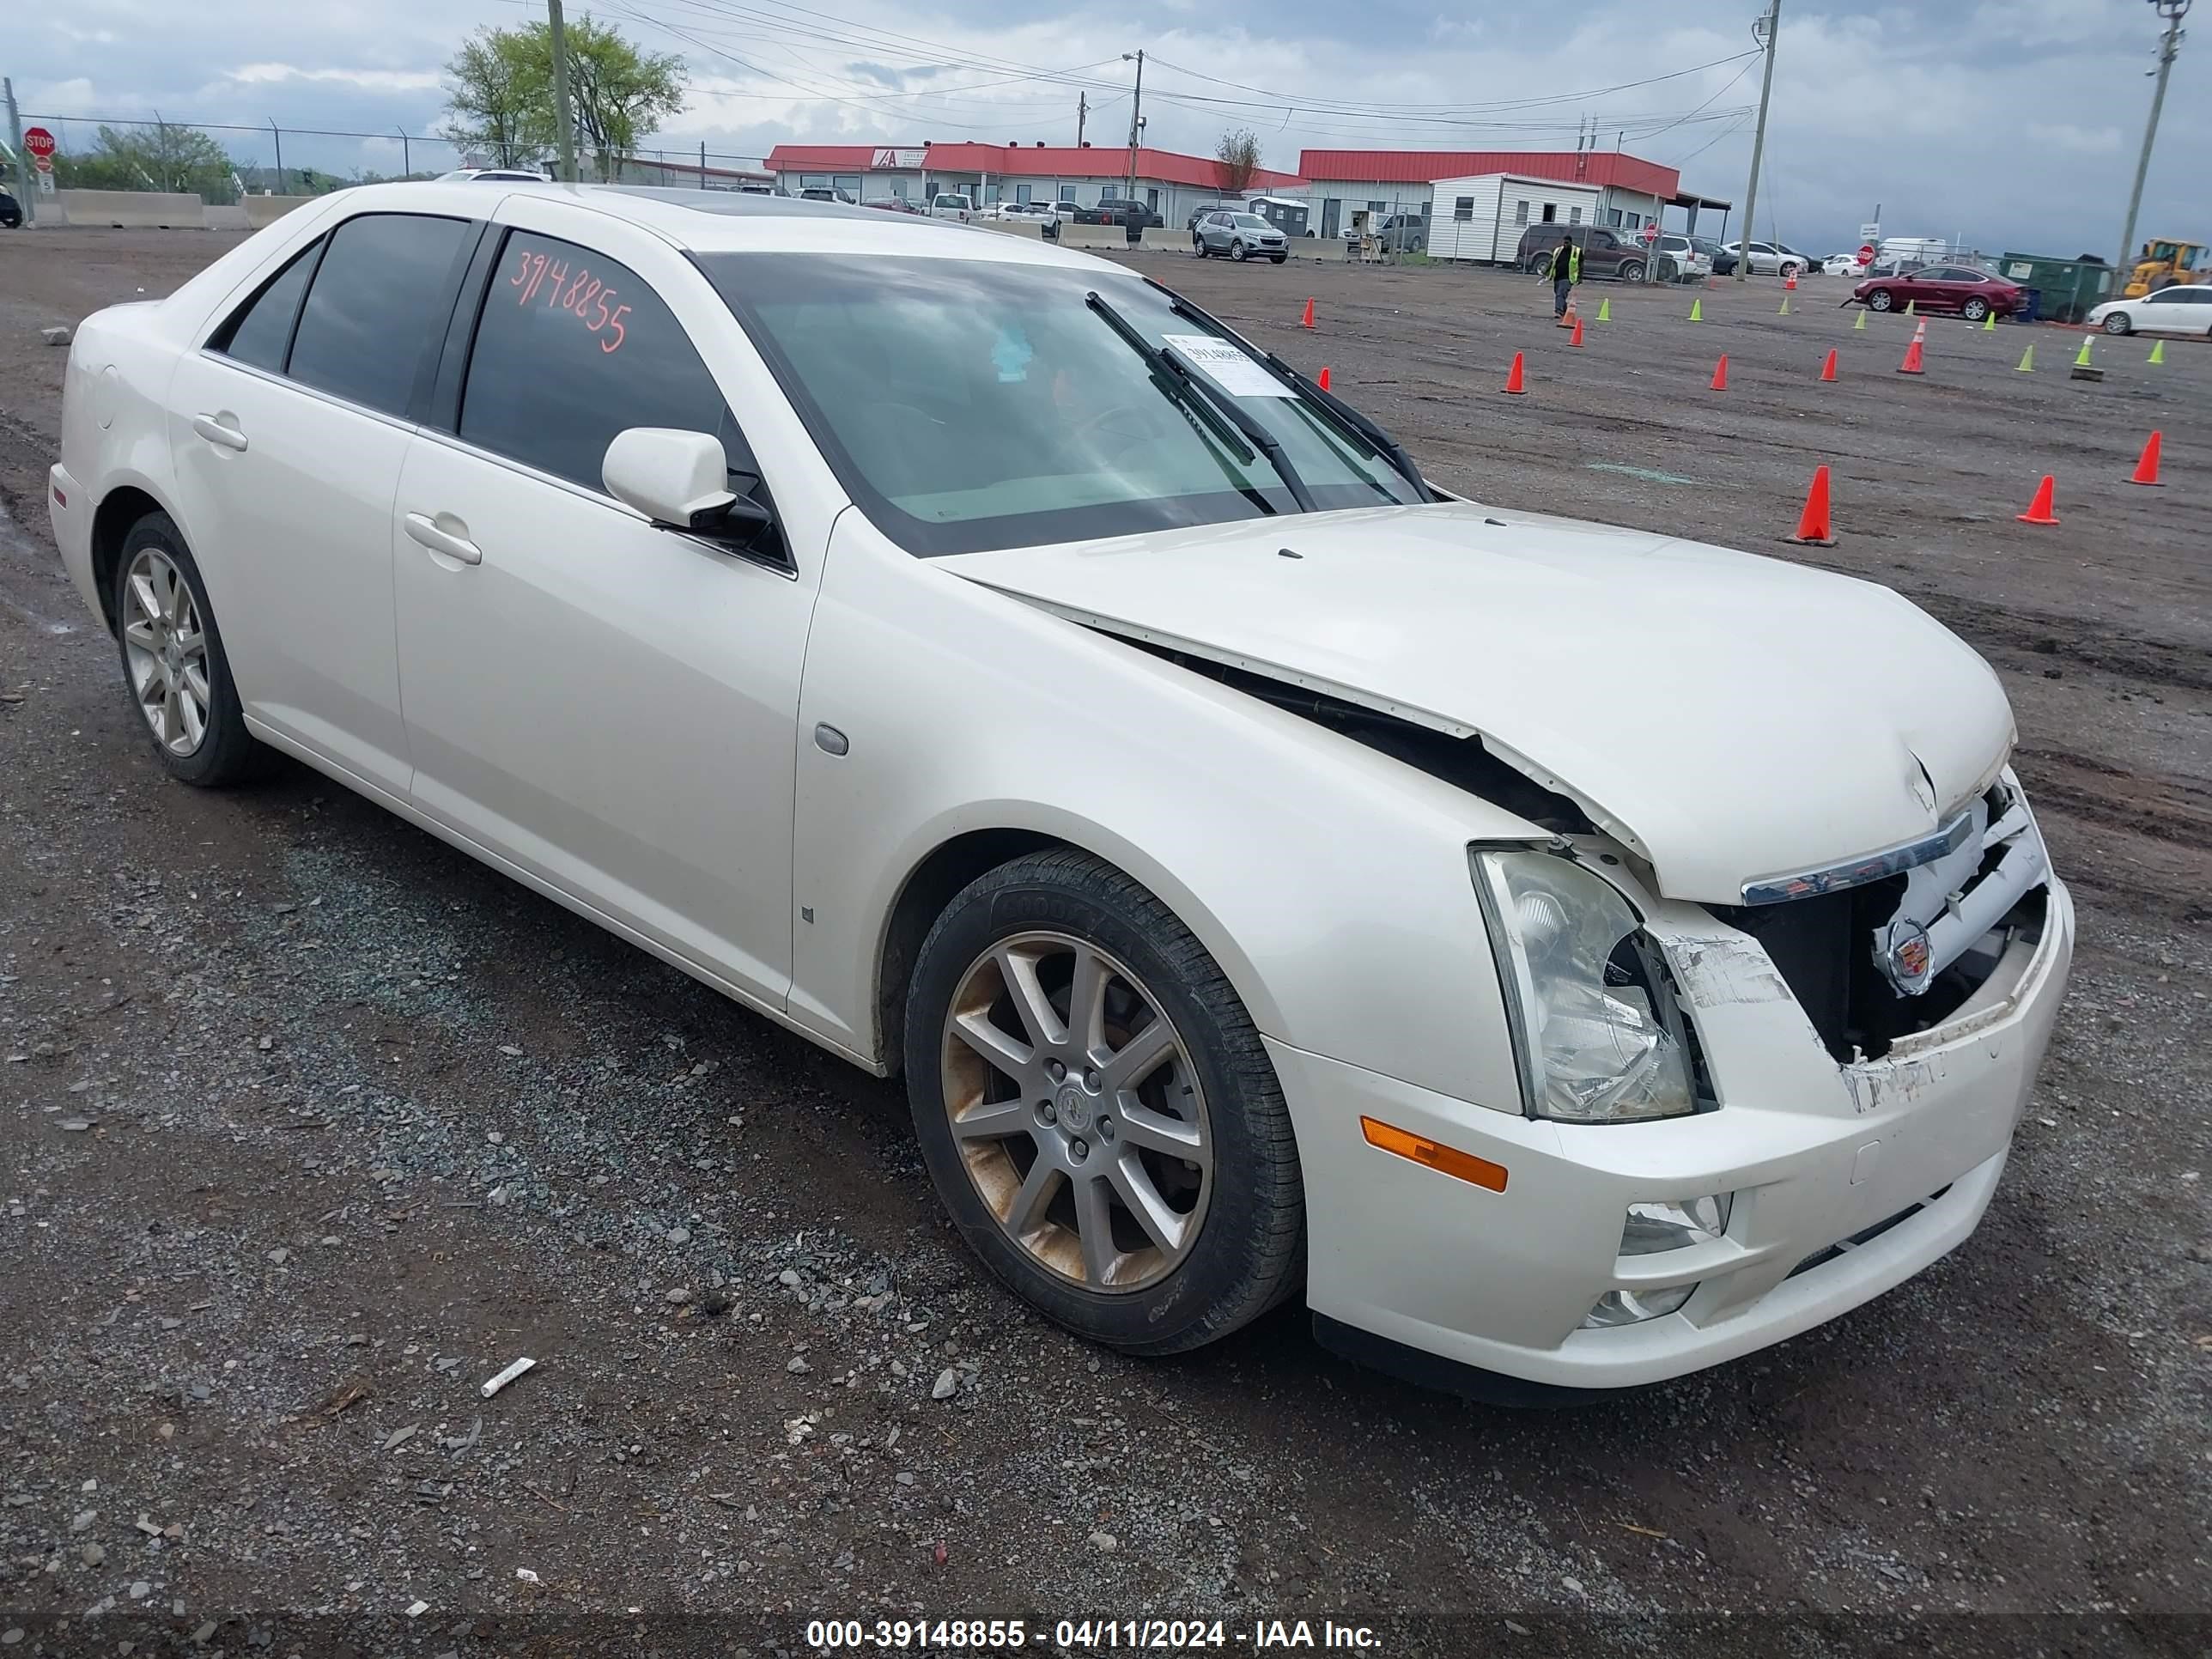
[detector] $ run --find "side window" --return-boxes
[460,229,750,499]
[289,214,472,417]
[215,240,323,373]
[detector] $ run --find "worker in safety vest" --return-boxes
[1548,238,1583,322]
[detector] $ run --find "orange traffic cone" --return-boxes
[1300,297,1316,330]
[2129,430,2164,487]
[1317,366,1332,392]
[1504,352,1527,394]
[1570,314,1585,347]
[1557,303,1577,330]
[2015,476,2059,525]
[1709,354,1729,392]
[1784,271,1798,290]
[1820,348,1838,382]
[1898,337,1925,375]
[1787,465,1836,546]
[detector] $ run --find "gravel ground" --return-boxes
[0,228,2207,1659]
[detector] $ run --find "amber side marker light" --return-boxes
[1359,1116,1509,1193]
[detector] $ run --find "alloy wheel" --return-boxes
[121,546,210,757]
[939,931,1212,1293]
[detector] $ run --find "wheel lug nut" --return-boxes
[1082,1069,1101,1091]
[1044,1060,1066,1083]
[1038,1101,1056,1123]
[1097,1118,1115,1141]
[1070,1139,1089,1162]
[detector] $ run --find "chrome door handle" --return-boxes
[191,413,248,452]
[404,512,483,567]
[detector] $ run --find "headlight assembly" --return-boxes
[1471,848,1697,1124]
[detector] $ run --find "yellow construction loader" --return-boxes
[2123,239,2208,297]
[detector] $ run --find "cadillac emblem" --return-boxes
[1880,919,1936,996]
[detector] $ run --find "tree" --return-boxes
[1214,129,1262,197]
[441,15,687,181]
[52,125,239,202]
[441,27,552,170]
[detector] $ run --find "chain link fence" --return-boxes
[20,112,769,204]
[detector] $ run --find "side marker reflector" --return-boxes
[1360,1116,1508,1192]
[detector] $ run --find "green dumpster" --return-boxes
[1996,252,2117,325]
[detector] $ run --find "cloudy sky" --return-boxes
[13,0,2202,256]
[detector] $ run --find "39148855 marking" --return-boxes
[805,1618,1033,1650]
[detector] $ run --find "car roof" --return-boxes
[314,179,1117,271]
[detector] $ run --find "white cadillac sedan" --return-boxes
[49,183,2072,1398]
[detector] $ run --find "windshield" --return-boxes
[1229,215,1271,230]
[700,255,1425,556]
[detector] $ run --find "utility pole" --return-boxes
[1735,0,1781,282]
[395,125,410,178]
[1077,90,1087,147]
[269,118,283,195]
[2115,0,2190,285]
[1122,50,1144,214]
[3,76,32,226]
[548,0,579,183]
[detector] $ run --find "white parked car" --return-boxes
[2087,286,2212,335]
[994,201,1056,222]
[1654,234,1712,279]
[929,193,975,222]
[1720,239,1813,277]
[47,183,2073,1396]
[1822,253,1868,277]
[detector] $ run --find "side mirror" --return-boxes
[603,428,769,538]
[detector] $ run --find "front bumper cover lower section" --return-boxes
[1274,877,2073,1392]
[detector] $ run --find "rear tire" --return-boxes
[1620,260,1645,283]
[903,849,1304,1355]
[1962,297,1990,322]
[108,511,273,787]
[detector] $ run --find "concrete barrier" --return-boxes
[243,195,316,229]
[205,204,250,231]
[53,191,208,229]
[1305,238,1352,262]
[1060,223,1139,250]
[979,218,1045,240]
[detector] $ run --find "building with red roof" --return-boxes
[1296,149,1730,243]
[766,140,1306,225]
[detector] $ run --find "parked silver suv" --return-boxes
[1194,210,1289,263]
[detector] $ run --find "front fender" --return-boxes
[787,512,1538,1115]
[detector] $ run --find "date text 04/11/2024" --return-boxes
[803,1619,1383,1650]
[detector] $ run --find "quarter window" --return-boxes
[216,240,323,373]
[459,230,754,499]
[288,214,471,418]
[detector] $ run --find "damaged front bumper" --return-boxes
[1275,830,2073,1393]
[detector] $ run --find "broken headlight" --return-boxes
[1472,848,1695,1124]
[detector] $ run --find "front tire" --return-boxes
[1230,240,1248,262]
[2103,311,2132,335]
[1269,254,1287,264]
[904,850,1304,1355]
[109,512,271,787]
[1867,288,1895,313]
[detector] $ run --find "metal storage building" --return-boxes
[1428,174,1605,265]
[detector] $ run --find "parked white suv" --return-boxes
[930,193,975,222]
[46,183,2071,1396]
[1654,234,1712,280]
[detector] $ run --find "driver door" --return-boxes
[390,222,817,1008]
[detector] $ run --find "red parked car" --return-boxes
[1850,264,2025,322]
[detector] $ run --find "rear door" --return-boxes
[388,213,826,1008]
[167,210,478,796]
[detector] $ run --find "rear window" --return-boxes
[289,214,471,417]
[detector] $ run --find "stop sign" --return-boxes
[1857,242,1876,265]
[22,126,55,160]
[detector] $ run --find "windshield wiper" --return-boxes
[1085,289,1316,513]
[1145,281,1431,500]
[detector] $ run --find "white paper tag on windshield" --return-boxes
[1163,334,1294,398]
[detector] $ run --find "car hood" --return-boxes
[938,502,2015,904]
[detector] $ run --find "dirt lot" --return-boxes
[0,228,2207,1658]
